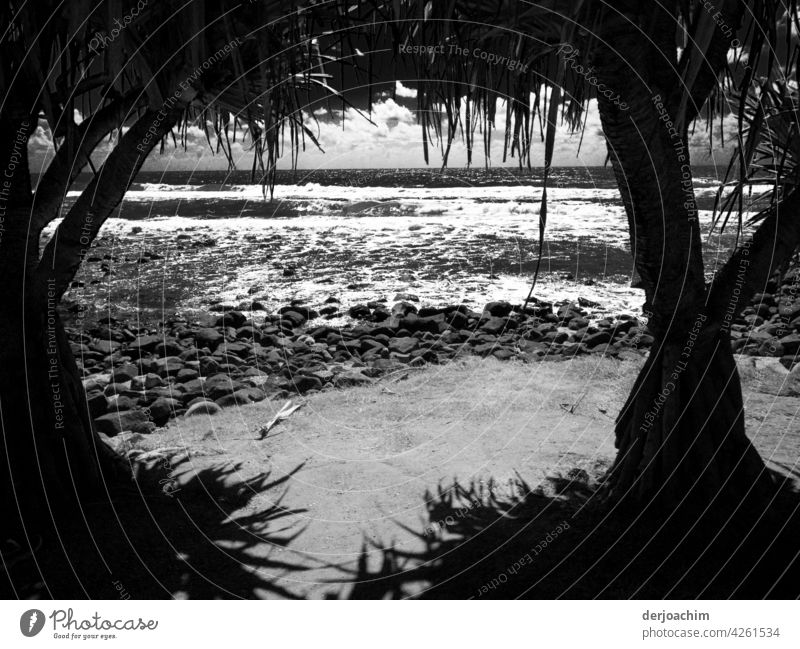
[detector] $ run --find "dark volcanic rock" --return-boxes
[779,333,800,355]
[484,301,513,318]
[111,364,139,383]
[280,375,323,393]
[94,409,153,436]
[348,304,372,319]
[584,330,612,348]
[195,328,224,350]
[86,391,108,418]
[389,337,419,354]
[130,373,164,391]
[91,340,121,355]
[176,368,200,383]
[215,310,247,328]
[148,397,182,425]
[391,301,418,317]
[128,335,161,354]
[481,317,516,335]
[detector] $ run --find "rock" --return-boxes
[215,310,247,328]
[280,309,307,327]
[348,304,372,319]
[481,317,515,335]
[91,339,121,355]
[242,367,270,378]
[779,333,800,355]
[333,369,374,387]
[483,301,513,318]
[195,327,224,351]
[218,341,251,358]
[215,391,255,408]
[758,340,783,357]
[103,382,131,397]
[130,373,164,391]
[492,348,515,361]
[445,311,470,330]
[397,313,439,334]
[108,394,137,410]
[393,293,419,302]
[86,391,108,418]
[185,401,223,417]
[280,305,318,321]
[148,397,182,425]
[203,374,242,400]
[584,330,612,348]
[368,358,405,373]
[561,342,588,357]
[236,325,263,343]
[237,387,267,402]
[199,356,222,376]
[175,368,200,383]
[578,297,601,309]
[568,317,590,330]
[105,431,147,454]
[391,301,418,317]
[389,336,419,354]
[473,342,496,357]
[279,375,322,393]
[371,307,391,322]
[111,364,139,383]
[94,409,153,436]
[153,356,184,378]
[556,303,582,319]
[155,339,183,357]
[128,334,161,354]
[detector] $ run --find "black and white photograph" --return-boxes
[1,0,799,643]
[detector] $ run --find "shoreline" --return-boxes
[70,267,800,433]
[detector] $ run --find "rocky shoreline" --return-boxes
[70,268,800,435]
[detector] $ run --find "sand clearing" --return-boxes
[107,356,800,598]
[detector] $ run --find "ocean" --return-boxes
[49,166,765,324]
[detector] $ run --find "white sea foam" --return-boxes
[54,177,770,318]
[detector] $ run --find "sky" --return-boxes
[27,81,737,175]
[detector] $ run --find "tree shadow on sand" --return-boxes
[344,465,800,599]
[1,455,309,599]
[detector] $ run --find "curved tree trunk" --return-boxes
[592,2,771,511]
[1,105,183,542]
[0,115,98,539]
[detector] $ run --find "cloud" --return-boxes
[26,96,738,173]
[395,80,418,98]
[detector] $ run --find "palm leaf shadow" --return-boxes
[340,468,800,599]
[2,458,310,599]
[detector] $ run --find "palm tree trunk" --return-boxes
[1,106,183,538]
[593,5,769,510]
